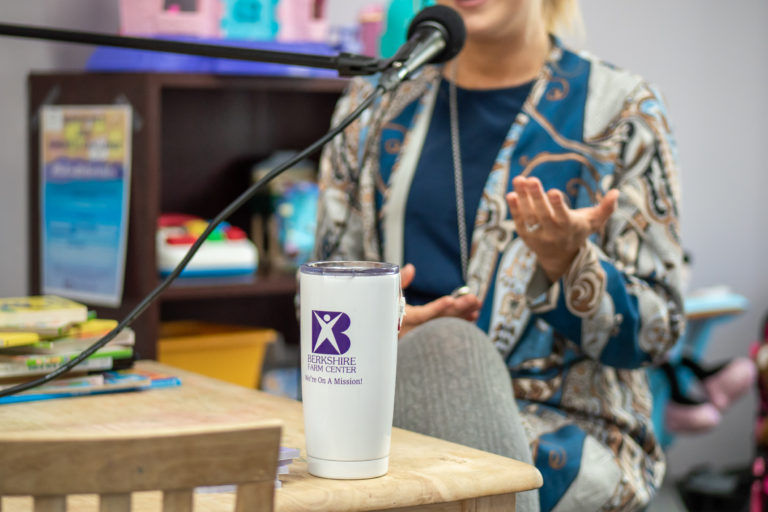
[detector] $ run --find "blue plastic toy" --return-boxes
[649,290,749,447]
[380,0,434,58]
[221,0,279,40]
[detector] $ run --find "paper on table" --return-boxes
[195,446,300,493]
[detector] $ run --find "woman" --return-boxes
[314,0,684,510]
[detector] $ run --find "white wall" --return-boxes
[0,1,119,296]
[1,0,766,478]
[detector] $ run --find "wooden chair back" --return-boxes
[0,421,282,512]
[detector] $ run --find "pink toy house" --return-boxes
[277,0,328,43]
[120,0,223,38]
[358,4,383,57]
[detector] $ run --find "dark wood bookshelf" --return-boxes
[28,72,346,359]
[162,274,298,300]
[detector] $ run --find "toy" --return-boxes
[661,355,755,435]
[157,214,257,277]
[277,0,328,43]
[751,317,768,512]
[359,4,384,57]
[274,181,318,270]
[649,287,753,447]
[119,0,223,38]
[221,0,279,40]
[250,151,317,272]
[380,0,434,58]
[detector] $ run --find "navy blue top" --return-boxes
[403,78,533,305]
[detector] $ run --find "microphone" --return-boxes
[379,5,466,91]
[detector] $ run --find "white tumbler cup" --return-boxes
[299,261,401,479]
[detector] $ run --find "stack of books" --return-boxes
[0,295,180,403]
[0,295,135,378]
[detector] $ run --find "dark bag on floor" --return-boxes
[676,465,752,512]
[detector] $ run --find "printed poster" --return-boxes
[40,105,132,307]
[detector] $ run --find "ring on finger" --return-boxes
[524,222,541,233]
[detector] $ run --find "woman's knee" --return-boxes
[399,317,492,356]
[397,317,510,384]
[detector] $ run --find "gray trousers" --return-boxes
[393,318,540,512]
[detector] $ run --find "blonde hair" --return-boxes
[542,0,583,36]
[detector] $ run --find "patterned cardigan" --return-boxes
[314,40,685,512]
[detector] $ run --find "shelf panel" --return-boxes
[28,72,349,94]
[161,273,297,301]
[153,73,349,93]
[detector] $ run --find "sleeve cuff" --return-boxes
[561,243,607,318]
[526,243,607,316]
[526,263,560,313]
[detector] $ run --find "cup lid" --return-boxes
[300,261,399,276]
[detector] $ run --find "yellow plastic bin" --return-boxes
[158,321,277,388]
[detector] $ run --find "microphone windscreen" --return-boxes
[407,5,466,64]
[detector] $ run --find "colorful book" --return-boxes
[0,296,89,331]
[0,368,181,405]
[0,346,133,379]
[0,331,40,348]
[0,326,134,355]
[33,318,119,341]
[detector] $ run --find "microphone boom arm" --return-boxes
[0,22,382,76]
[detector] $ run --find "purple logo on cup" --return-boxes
[311,310,351,355]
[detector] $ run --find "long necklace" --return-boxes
[448,61,469,285]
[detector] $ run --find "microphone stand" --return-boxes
[0,23,392,398]
[0,23,383,76]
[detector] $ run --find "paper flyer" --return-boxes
[40,105,132,307]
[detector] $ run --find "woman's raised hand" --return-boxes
[398,264,481,338]
[506,176,619,282]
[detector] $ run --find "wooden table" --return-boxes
[1,361,541,511]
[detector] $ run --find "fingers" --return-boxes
[508,178,618,234]
[449,294,482,320]
[509,176,559,230]
[507,180,530,227]
[403,297,450,326]
[424,294,481,320]
[403,296,454,328]
[547,189,569,223]
[400,263,415,289]
[525,178,556,227]
[601,189,620,216]
[507,191,521,220]
[589,189,620,231]
[507,190,521,218]
[401,294,481,330]
[512,176,538,226]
